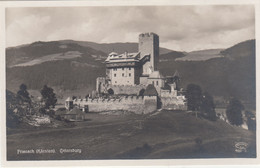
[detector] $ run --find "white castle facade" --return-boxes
[66,32,186,114]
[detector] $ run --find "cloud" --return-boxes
[6,5,255,51]
[6,14,51,47]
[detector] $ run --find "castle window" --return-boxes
[152,81,154,85]
[129,73,131,77]
[122,73,124,77]
[115,81,117,83]
[113,68,117,71]
[129,67,131,70]
[156,81,158,86]
[114,74,116,77]
[122,68,124,70]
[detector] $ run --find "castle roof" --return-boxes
[109,52,118,56]
[143,84,158,96]
[148,71,164,79]
[173,70,180,77]
[105,52,140,63]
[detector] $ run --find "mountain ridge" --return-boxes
[7,39,174,56]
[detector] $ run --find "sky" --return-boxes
[6,5,255,51]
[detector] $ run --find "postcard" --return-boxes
[1,0,259,167]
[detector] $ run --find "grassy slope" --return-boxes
[6,41,106,91]
[7,110,256,160]
[175,49,224,61]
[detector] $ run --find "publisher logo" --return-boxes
[235,142,248,153]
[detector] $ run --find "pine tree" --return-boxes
[40,85,57,109]
[201,92,216,121]
[226,98,244,126]
[17,84,31,103]
[186,84,203,111]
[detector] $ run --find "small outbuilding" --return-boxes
[63,108,86,121]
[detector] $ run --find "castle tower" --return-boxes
[138,32,159,76]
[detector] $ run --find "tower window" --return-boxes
[122,68,124,70]
[129,67,131,70]
[115,81,117,83]
[122,73,124,77]
[129,73,131,77]
[114,74,116,77]
[113,68,117,71]
[152,81,154,85]
[156,81,159,86]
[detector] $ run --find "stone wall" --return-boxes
[143,96,158,114]
[67,93,187,114]
[73,96,151,114]
[109,84,146,95]
[161,96,187,110]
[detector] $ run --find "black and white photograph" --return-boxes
[1,0,259,166]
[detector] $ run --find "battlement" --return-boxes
[110,84,146,88]
[139,32,158,38]
[73,95,144,104]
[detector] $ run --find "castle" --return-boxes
[65,32,186,114]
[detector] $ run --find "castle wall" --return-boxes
[160,90,178,98]
[66,94,186,114]
[72,96,154,114]
[161,96,187,110]
[109,84,146,95]
[143,96,158,114]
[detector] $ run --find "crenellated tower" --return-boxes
[138,32,159,76]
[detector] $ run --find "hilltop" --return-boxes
[59,40,173,55]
